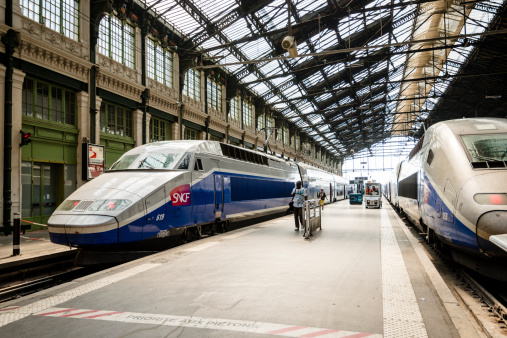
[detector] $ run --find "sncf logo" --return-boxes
[170,184,191,206]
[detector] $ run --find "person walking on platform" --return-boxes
[291,181,308,231]
[319,188,328,210]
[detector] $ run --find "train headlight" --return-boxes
[87,199,132,211]
[56,200,80,211]
[474,194,507,205]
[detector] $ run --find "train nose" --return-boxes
[477,211,507,258]
[48,214,119,247]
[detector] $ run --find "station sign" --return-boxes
[355,176,368,180]
[83,143,105,180]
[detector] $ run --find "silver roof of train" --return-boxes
[433,118,507,135]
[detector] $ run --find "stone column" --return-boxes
[76,91,90,188]
[173,53,179,97]
[94,96,102,145]
[133,109,143,146]
[172,122,180,140]
[11,69,26,216]
[145,112,151,143]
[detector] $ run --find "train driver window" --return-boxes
[194,158,203,171]
[427,149,434,166]
[177,154,192,169]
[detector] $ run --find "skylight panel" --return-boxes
[222,18,252,41]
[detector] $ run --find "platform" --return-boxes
[0,229,75,266]
[0,200,482,337]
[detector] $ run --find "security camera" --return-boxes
[281,36,298,58]
[350,149,355,154]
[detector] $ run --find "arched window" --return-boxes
[184,69,201,101]
[257,114,264,132]
[20,0,79,41]
[98,16,136,69]
[242,100,253,127]
[282,127,289,145]
[207,77,222,111]
[230,96,240,121]
[147,39,173,87]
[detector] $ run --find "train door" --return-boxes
[212,159,223,219]
[330,183,333,203]
[214,174,224,219]
[141,187,166,240]
[192,157,206,215]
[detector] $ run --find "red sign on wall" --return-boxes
[86,144,104,180]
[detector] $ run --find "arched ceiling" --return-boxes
[139,0,507,158]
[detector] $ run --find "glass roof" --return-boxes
[142,0,506,159]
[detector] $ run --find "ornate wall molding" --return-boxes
[229,125,243,139]
[209,117,228,134]
[20,18,89,60]
[147,78,178,101]
[183,107,207,126]
[97,54,141,84]
[18,36,91,82]
[96,67,144,103]
[244,133,257,145]
[229,118,241,129]
[149,91,178,118]
[209,107,225,121]
[182,95,204,112]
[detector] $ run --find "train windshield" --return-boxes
[110,152,184,170]
[461,134,507,162]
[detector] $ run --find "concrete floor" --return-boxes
[0,200,480,337]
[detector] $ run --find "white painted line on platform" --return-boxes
[0,263,160,327]
[34,307,382,338]
[381,207,428,338]
[386,205,482,338]
[222,228,258,239]
[183,241,220,252]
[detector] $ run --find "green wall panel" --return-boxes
[38,128,64,140]
[33,142,64,162]
[65,133,77,142]
[64,145,77,163]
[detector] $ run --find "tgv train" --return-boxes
[385,118,507,280]
[48,141,349,264]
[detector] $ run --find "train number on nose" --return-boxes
[170,184,192,206]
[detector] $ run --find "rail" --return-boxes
[303,199,322,239]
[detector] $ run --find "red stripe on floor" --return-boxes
[299,329,340,337]
[38,309,78,316]
[83,311,123,319]
[61,310,99,317]
[0,307,20,311]
[342,333,375,338]
[267,326,307,335]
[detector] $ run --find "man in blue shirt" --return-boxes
[291,181,308,231]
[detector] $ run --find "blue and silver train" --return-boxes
[48,141,350,264]
[385,118,507,280]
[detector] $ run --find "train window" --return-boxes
[177,154,192,169]
[197,159,203,171]
[427,149,434,166]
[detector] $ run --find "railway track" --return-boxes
[0,250,107,303]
